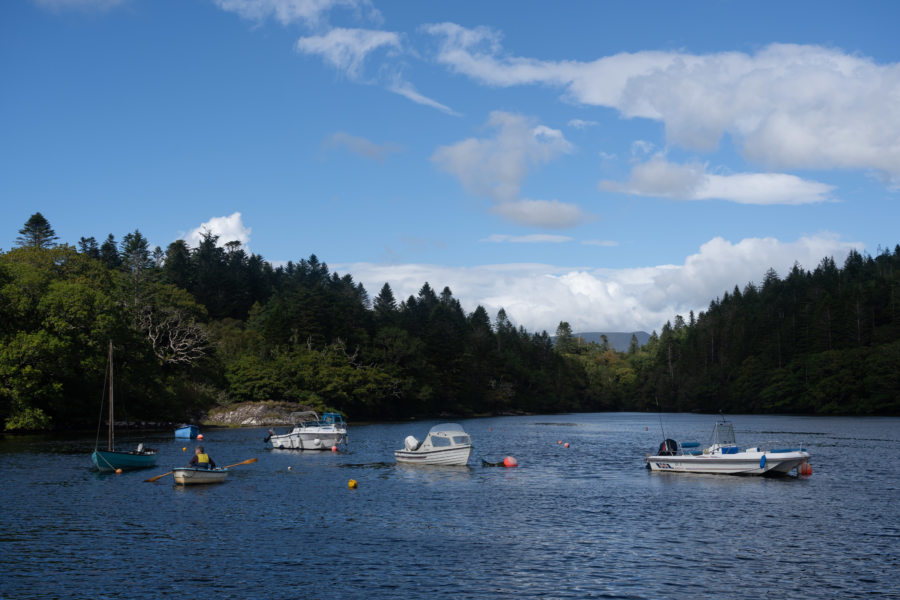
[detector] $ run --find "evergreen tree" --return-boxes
[374,283,398,320]
[99,234,121,269]
[15,213,57,249]
[78,236,100,259]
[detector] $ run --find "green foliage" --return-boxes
[3,218,898,429]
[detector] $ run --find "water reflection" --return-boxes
[1,413,898,600]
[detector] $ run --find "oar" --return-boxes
[145,457,258,482]
[144,470,174,483]
[223,457,258,469]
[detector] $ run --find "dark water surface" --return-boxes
[2,413,898,599]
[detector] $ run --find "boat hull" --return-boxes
[394,445,472,466]
[174,425,199,439]
[92,449,158,472]
[173,467,228,485]
[268,430,347,450]
[646,450,809,476]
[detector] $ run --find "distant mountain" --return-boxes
[572,331,651,352]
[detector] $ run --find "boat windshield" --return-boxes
[452,435,471,445]
[428,423,465,435]
[710,420,736,447]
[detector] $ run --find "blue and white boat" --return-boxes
[265,411,348,450]
[646,417,810,476]
[174,424,199,439]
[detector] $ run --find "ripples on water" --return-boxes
[1,414,898,599]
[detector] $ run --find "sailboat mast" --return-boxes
[108,340,114,451]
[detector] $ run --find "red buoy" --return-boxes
[564,442,570,448]
[503,456,518,468]
[557,440,562,445]
[800,462,813,476]
[331,445,338,452]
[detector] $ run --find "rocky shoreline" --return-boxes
[202,401,313,427]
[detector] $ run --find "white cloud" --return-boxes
[387,79,461,116]
[323,132,402,162]
[600,157,835,205]
[582,239,618,247]
[424,25,900,182]
[492,199,590,229]
[183,212,252,250]
[482,233,573,244]
[341,234,862,334]
[213,0,380,27]
[568,119,599,129]
[432,111,587,227]
[294,28,462,115]
[32,0,126,10]
[295,28,401,80]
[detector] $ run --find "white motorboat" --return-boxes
[394,423,473,466]
[173,467,228,485]
[265,411,348,450]
[646,417,810,476]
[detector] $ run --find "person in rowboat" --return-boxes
[188,446,216,470]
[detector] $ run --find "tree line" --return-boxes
[1,213,897,431]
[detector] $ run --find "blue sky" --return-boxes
[2,0,898,335]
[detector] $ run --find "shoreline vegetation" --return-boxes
[2,213,899,432]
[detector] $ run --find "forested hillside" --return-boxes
[1,213,898,431]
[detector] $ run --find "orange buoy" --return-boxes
[564,443,570,448]
[182,447,186,452]
[331,445,338,452]
[800,463,813,476]
[348,479,358,489]
[558,440,562,445]
[115,468,123,474]
[503,456,518,468]
[197,434,203,440]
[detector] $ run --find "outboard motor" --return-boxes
[404,436,421,451]
[657,439,678,456]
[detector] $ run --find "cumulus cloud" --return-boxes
[323,132,402,162]
[213,0,380,27]
[600,157,835,205]
[183,212,251,250]
[432,111,588,227]
[341,234,862,334]
[424,24,900,182]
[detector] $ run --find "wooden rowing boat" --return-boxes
[173,467,228,485]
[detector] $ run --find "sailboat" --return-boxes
[91,341,158,472]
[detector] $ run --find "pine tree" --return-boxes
[15,212,58,249]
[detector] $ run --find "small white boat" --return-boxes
[394,423,473,466]
[265,411,348,450]
[173,467,228,485]
[646,417,810,476]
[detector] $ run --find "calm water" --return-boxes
[1,413,898,599]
